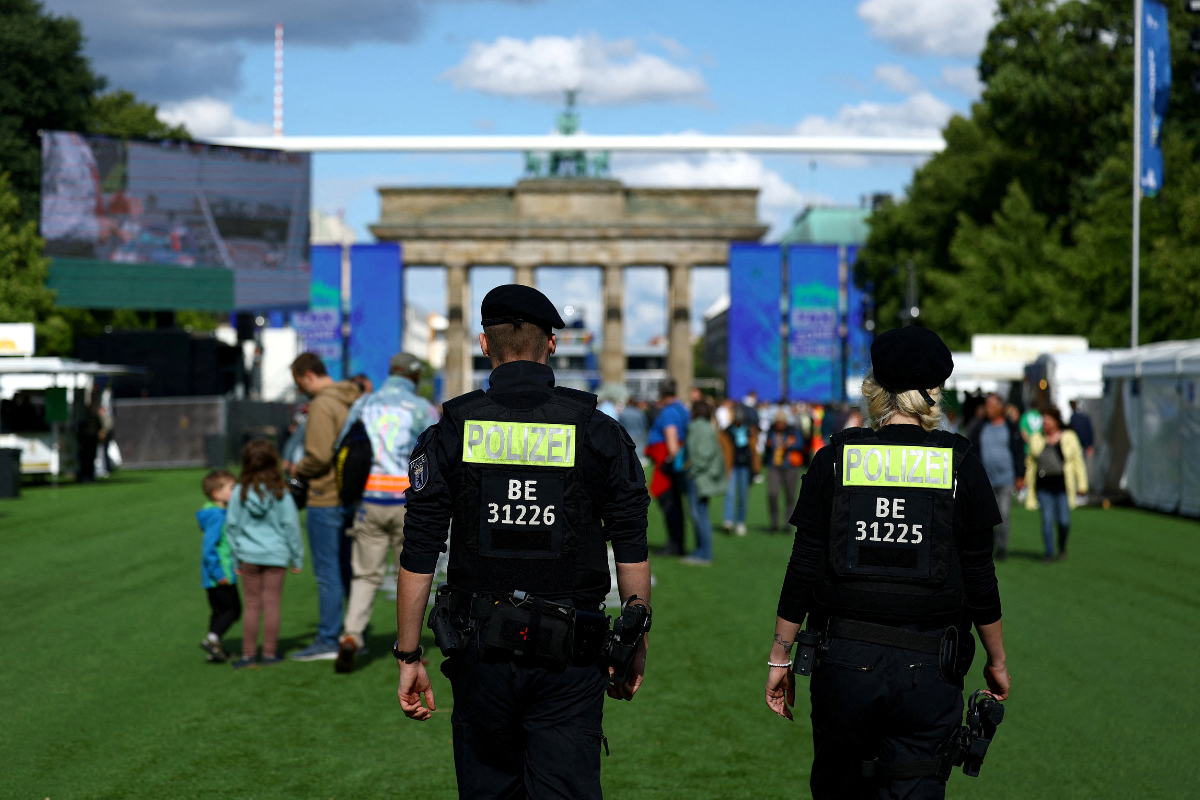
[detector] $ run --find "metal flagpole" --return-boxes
[1132,0,1143,349]
[274,24,284,137]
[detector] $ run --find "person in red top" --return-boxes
[645,378,690,555]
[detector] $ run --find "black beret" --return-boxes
[480,284,565,332]
[870,327,954,393]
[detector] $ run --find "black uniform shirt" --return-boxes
[778,424,1003,628]
[401,360,651,587]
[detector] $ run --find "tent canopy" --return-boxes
[0,357,144,375]
[1102,339,1200,379]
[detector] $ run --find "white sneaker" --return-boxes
[735,523,747,536]
[723,521,734,533]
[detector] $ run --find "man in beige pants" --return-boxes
[335,353,438,673]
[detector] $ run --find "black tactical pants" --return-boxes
[809,636,963,800]
[442,647,608,800]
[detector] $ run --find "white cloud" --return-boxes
[157,97,272,137]
[941,65,983,97]
[613,150,827,238]
[794,91,954,139]
[653,36,690,60]
[442,35,707,105]
[857,0,995,57]
[873,64,922,94]
[623,268,668,347]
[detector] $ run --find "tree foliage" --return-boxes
[858,0,1200,348]
[88,90,189,142]
[0,0,189,220]
[0,0,192,355]
[0,172,72,353]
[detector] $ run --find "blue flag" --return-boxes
[1141,0,1171,197]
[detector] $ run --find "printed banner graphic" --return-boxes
[846,246,872,386]
[349,243,403,389]
[787,245,839,402]
[1141,0,1171,196]
[299,244,343,379]
[727,243,783,401]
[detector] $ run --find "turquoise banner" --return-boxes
[298,244,343,379]
[727,243,782,401]
[787,245,839,402]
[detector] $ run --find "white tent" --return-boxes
[946,353,1027,395]
[1100,340,1200,516]
[1035,349,1129,409]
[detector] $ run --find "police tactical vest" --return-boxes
[815,427,972,624]
[441,386,610,600]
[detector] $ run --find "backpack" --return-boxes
[335,420,373,506]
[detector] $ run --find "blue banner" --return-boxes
[846,246,873,386]
[349,243,403,390]
[1141,0,1171,197]
[787,245,839,402]
[299,244,343,379]
[727,243,782,402]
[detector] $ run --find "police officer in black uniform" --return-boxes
[764,327,1012,799]
[395,284,652,799]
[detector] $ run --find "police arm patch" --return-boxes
[410,453,429,492]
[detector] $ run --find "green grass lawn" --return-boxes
[1,469,1198,799]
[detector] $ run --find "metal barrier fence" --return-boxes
[113,397,293,470]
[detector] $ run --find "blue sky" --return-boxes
[48,0,996,345]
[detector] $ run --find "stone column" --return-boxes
[667,261,693,399]
[513,260,536,288]
[444,261,472,398]
[601,262,625,386]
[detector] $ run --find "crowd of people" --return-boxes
[194,349,1096,664]
[597,381,866,566]
[598,381,1096,568]
[196,350,436,668]
[961,394,1092,563]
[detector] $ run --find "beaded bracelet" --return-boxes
[767,660,793,669]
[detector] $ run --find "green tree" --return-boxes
[0,0,99,218]
[87,90,189,141]
[0,172,72,353]
[935,181,1074,337]
[0,1,189,220]
[0,1,193,354]
[858,0,1200,348]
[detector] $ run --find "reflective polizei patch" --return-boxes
[462,421,576,467]
[842,444,952,489]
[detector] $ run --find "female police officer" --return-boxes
[764,326,1011,799]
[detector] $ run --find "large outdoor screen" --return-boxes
[40,131,311,310]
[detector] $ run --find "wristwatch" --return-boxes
[392,641,424,664]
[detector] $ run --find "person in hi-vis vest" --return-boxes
[334,352,438,674]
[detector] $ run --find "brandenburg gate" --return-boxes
[370,176,767,398]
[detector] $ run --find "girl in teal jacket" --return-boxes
[226,440,303,668]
